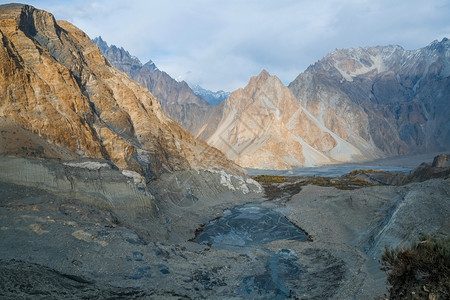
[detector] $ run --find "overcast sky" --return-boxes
[4,0,450,91]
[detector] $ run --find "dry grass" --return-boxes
[252,172,378,202]
[381,234,450,299]
[252,175,288,183]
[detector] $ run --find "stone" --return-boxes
[432,153,450,168]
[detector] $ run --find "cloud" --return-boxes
[6,0,450,91]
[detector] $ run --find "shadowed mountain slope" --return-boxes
[92,37,220,136]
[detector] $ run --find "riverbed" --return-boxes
[246,152,447,177]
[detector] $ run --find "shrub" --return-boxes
[381,234,450,299]
[252,175,287,183]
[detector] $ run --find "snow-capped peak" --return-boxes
[190,84,231,105]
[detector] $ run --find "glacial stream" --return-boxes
[193,204,308,299]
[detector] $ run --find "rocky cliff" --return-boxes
[0,4,243,180]
[289,39,450,157]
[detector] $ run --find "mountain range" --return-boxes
[94,36,449,169]
[289,40,450,158]
[208,38,450,169]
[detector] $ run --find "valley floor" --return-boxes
[0,157,449,299]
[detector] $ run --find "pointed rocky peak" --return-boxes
[250,69,274,84]
[92,36,142,73]
[425,37,450,53]
[142,60,159,71]
[257,69,270,79]
[245,69,284,90]
[222,70,291,113]
[224,71,295,123]
[92,36,109,53]
[204,68,342,169]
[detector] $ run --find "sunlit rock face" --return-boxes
[289,39,450,157]
[0,4,244,179]
[202,70,369,170]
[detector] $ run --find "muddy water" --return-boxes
[194,204,307,248]
[236,249,301,299]
[194,203,307,298]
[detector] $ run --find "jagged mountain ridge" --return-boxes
[289,38,450,157]
[91,38,377,169]
[92,35,449,169]
[0,4,244,179]
[190,84,230,105]
[92,37,217,135]
[93,36,145,77]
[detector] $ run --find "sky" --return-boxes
[3,0,450,92]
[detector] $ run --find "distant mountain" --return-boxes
[92,36,143,76]
[92,37,211,133]
[289,38,450,157]
[190,85,231,104]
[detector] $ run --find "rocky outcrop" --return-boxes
[404,153,450,183]
[432,153,450,168]
[0,157,153,219]
[201,70,371,169]
[289,39,450,158]
[0,4,244,181]
[367,153,450,185]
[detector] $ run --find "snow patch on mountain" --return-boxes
[190,84,231,104]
